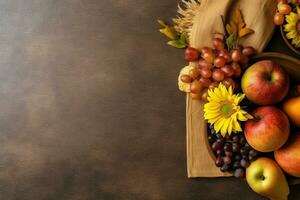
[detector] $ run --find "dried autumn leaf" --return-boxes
[226,7,254,39]
[238,20,245,30]
[239,28,254,38]
[226,24,234,34]
[233,8,241,25]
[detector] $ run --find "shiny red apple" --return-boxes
[241,60,290,105]
[244,106,290,152]
[275,133,300,177]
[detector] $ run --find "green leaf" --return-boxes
[167,40,186,49]
[179,32,188,44]
[226,33,237,50]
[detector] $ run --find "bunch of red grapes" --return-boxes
[180,36,255,101]
[208,125,260,178]
[273,0,293,26]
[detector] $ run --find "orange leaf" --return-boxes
[233,7,241,25]
[230,21,238,33]
[238,28,254,38]
[226,24,234,34]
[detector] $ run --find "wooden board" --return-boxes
[187,52,300,183]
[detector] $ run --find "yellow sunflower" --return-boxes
[284,6,300,48]
[204,83,253,137]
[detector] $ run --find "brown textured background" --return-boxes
[0,0,299,199]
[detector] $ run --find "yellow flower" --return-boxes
[204,83,253,136]
[284,7,300,48]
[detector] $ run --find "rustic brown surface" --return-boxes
[0,0,298,200]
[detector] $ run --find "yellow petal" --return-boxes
[237,112,248,121]
[214,118,226,133]
[221,119,230,136]
[227,118,233,134]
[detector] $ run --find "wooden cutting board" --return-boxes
[187,52,300,185]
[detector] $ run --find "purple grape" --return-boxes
[249,155,256,162]
[232,135,239,143]
[225,151,233,157]
[240,158,250,168]
[240,147,249,155]
[232,143,240,153]
[232,161,241,169]
[212,142,221,151]
[221,164,230,172]
[224,143,232,151]
[239,136,246,145]
[234,154,241,161]
[208,135,216,143]
[223,156,232,165]
[216,149,223,156]
[215,156,224,167]
[234,168,245,178]
[249,149,258,157]
[216,133,223,139]
[216,138,224,145]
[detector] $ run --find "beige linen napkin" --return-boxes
[186,0,277,178]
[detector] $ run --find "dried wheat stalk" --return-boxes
[172,0,201,35]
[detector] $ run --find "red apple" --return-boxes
[275,133,300,177]
[244,106,290,152]
[241,60,290,105]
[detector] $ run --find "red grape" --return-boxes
[240,55,249,64]
[209,82,219,90]
[190,80,203,94]
[190,93,202,99]
[274,12,284,25]
[214,56,226,68]
[202,88,209,102]
[201,46,213,55]
[185,47,199,62]
[200,67,212,78]
[222,78,236,90]
[213,38,225,50]
[221,65,235,77]
[219,49,232,63]
[199,77,211,87]
[278,3,291,15]
[212,69,225,82]
[231,49,242,62]
[198,59,212,69]
[202,52,215,64]
[231,62,242,77]
[180,75,192,83]
[189,68,200,79]
[242,46,255,56]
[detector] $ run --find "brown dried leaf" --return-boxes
[226,24,234,34]
[230,21,237,33]
[226,7,254,39]
[238,20,245,30]
[238,28,254,38]
[233,8,241,25]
